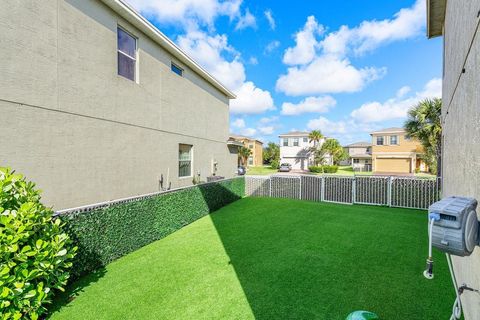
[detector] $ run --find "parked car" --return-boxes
[237,166,246,175]
[278,163,292,172]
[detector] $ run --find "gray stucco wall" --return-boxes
[0,0,237,209]
[442,1,480,318]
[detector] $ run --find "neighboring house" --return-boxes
[371,128,427,174]
[428,1,480,319]
[279,131,332,170]
[343,142,372,172]
[0,0,238,209]
[230,135,263,167]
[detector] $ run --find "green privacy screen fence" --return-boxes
[56,177,245,278]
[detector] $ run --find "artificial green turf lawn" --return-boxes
[49,197,454,320]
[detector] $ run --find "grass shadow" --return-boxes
[207,196,454,319]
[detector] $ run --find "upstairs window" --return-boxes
[117,27,137,81]
[249,144,254,149]
[171,63,183,76]
[390,135,398,145]
[376,136,384,145]
[353,159,360,164]
[303,137,308,143]
[293,138,299,146]
[179,144,192,177]
[283,139,288,147]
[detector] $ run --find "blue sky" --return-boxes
[128,0,442,145]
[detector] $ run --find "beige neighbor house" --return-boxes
[279,131,333,170]
[0,0,238,210]
[343,142,372,172]
[370,127,428,174]
[230,135,263,167]
[428,1,480,319]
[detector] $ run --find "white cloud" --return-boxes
[240,127,257,136]
[127,0,243,30]
[177,29,274,114]
[231,118,245,128]
[350,78,442,123]
[283,16,324,65]
[259,126,275,135]
[230,82,275,114]
[281,96,336,115]
[177,31,244,90]
[417,78,442,98]
[235,9,257,30]
[276,55,386,96]
[264,10,276,30]
[277,0,424,96]
[396,86,411,98]
[259,116,279,124]
[248,56,258,65]
[264,40,280,54]
[307,117,375,137]
[321,0,425,57]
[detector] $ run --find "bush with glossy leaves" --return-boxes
[0,168,76,320]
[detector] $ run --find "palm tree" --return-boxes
[308,130,324,148]
[404,98,442,177]
[238,146,252,166]
[321,138,348,165]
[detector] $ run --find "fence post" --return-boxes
[387,176,393,207]
[352,176,356,204]
[321,176,325,202]
[269,177,272,198]
[299,176,302,200]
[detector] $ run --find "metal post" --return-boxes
[352,177,356,204]
[387,176,393,207]
[321,176,325,202]
[299,176,302,200]
[269,177,272,198]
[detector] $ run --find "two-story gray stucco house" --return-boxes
[342,142,372,172]
[428,0,480,319]
[0,0,239,209]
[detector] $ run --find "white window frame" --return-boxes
[293,138,299,147]
[178,144,193,178]
[376,136,384,145]
[390,135,399,145]
[117,26,138,82]
[282,138,288,147]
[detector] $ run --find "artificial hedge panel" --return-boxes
[62,177,245,278]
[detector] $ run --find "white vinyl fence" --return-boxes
[246,175,441,210]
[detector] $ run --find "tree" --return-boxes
[404,98,442,176]
[321,138,348,165]
[263,142,280,165]
[312,148,327,166]
[238,146,252,166]
[308,130,324,147]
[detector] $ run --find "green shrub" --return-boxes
[62,177,245,278]
[270,159,280,170]
[322,165,338,173]
[308,166,322,173]
[0,168,76,320]
[308,165,338,173]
